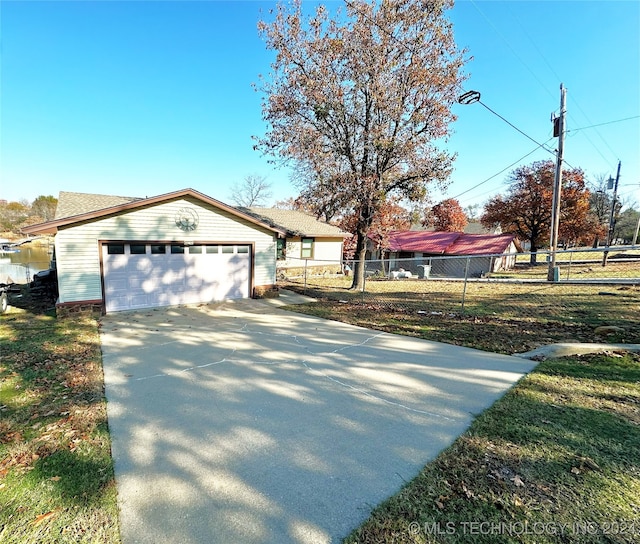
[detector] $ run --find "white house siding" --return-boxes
[54,197,276,304]
[280,237,343,269]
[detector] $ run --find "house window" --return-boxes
[170,245,185,254]
[221,246,234,254]
[130,244,146,255]
[301,238,314,259]
[150,244,166,254]
[106,244,125,255]
[277,238,286,260]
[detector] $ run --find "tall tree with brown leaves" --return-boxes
[481,160,599,263]
[255,0,467,289]
[427,198,468,231]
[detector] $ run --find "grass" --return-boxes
[0,303,119,543]
[341,352,640,543]
[491,259,640,281]
[283,278,640,352]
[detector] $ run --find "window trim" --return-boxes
[301,237,315,259]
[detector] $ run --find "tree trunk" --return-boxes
[350,228,368,290]
[529,241,538,265]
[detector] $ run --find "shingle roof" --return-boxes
[383,231,516,255]
[240,207,348,238]
[55,191,142,219]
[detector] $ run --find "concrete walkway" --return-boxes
[515,342,640,360]
[100,293,538,544]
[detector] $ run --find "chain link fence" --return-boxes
[277,247,640,327]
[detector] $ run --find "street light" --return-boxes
[458,90,481,105]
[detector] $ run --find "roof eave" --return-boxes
[22,188,287,236]
[288,232,350,238]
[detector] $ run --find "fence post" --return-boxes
[303,259,308,295]
[461,256,471,315]
[362,262,367,302]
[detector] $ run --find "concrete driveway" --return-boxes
[100,293,538,544]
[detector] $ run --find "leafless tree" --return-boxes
[230,174,273,207]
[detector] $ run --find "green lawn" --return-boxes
[0,306,119,543]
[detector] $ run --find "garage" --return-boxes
[21,189,289,314]
[103,242,251,312]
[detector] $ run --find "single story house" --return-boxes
[23,189,293,313]
[369,231,518,278]
[239,207,348,272]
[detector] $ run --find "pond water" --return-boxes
[0,242,53,284]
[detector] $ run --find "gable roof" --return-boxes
[240,207,349,238]
[55,192,142,219]
[22,189,287,236]
[382,230,516,256]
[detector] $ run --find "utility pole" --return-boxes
[548,83,566,281]
[602,160,621,266]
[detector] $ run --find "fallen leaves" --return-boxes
[435,495,448,509]
[32,510,57,526]
[571,456,600,475]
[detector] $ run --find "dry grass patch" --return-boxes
[0,308,119,543]
[282,279,640,350]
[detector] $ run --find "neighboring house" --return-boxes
[462,220,502,235]
[423,221,501,236]
[23,189,288,313]
[238,207,348,271]
[369,230,518,278]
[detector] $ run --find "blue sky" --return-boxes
[1,0,639,214]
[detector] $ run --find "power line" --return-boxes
[449,139,554,201]
[476,100,556,154]
[459,91,579,172]
[472,0,622,171]
[506,3,619,168]
[468,0,556,102]
[568,115,640,133]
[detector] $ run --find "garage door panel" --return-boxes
[103,244,250,312]
[130,294,151,308]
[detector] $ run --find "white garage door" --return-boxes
[103,243,250,312]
